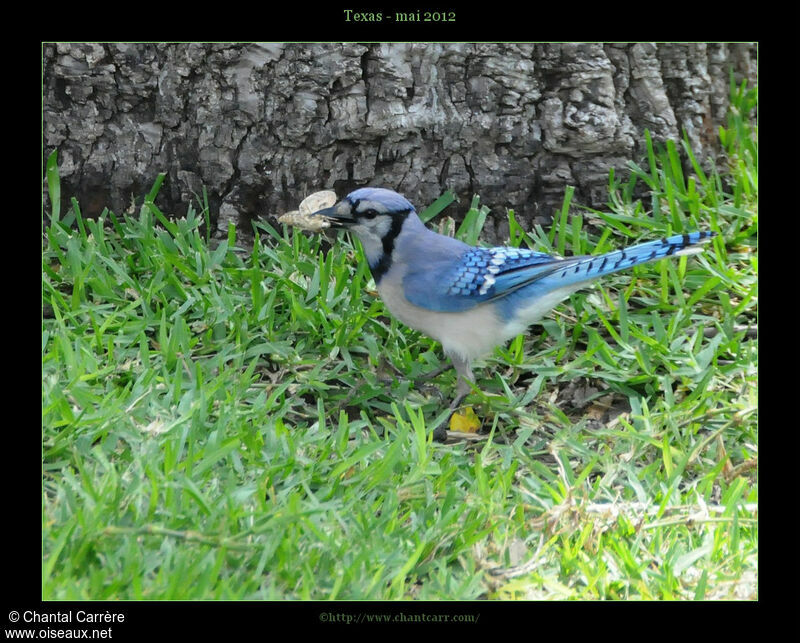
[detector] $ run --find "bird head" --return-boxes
[311,187,415,244]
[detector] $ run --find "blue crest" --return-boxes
[346,187,416,213]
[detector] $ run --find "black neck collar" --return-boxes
[368,209,411,283]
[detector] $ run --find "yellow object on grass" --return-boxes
[449,406,481,433]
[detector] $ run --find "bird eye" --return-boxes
[361,208,379,219]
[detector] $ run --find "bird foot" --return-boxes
[431,392,468,443]
[432,424,449,443]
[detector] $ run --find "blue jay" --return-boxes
[312,187,715,439]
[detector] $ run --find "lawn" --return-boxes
[42,80,757,600]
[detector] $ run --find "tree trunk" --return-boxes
[42,42,756,243]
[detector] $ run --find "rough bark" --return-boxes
[42,42,756,243]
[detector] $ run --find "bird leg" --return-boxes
[432,353,476,443]
[450,352,476,408]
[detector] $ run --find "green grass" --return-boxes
[42,81,757,600]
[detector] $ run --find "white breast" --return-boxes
[377,277,505,360]
[377,276,581,362]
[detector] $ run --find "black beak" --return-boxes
[311,202,354,229]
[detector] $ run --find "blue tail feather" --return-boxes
[539,230,716,289]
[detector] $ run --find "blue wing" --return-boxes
[403,246,569,312]
[403,232,716,313]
